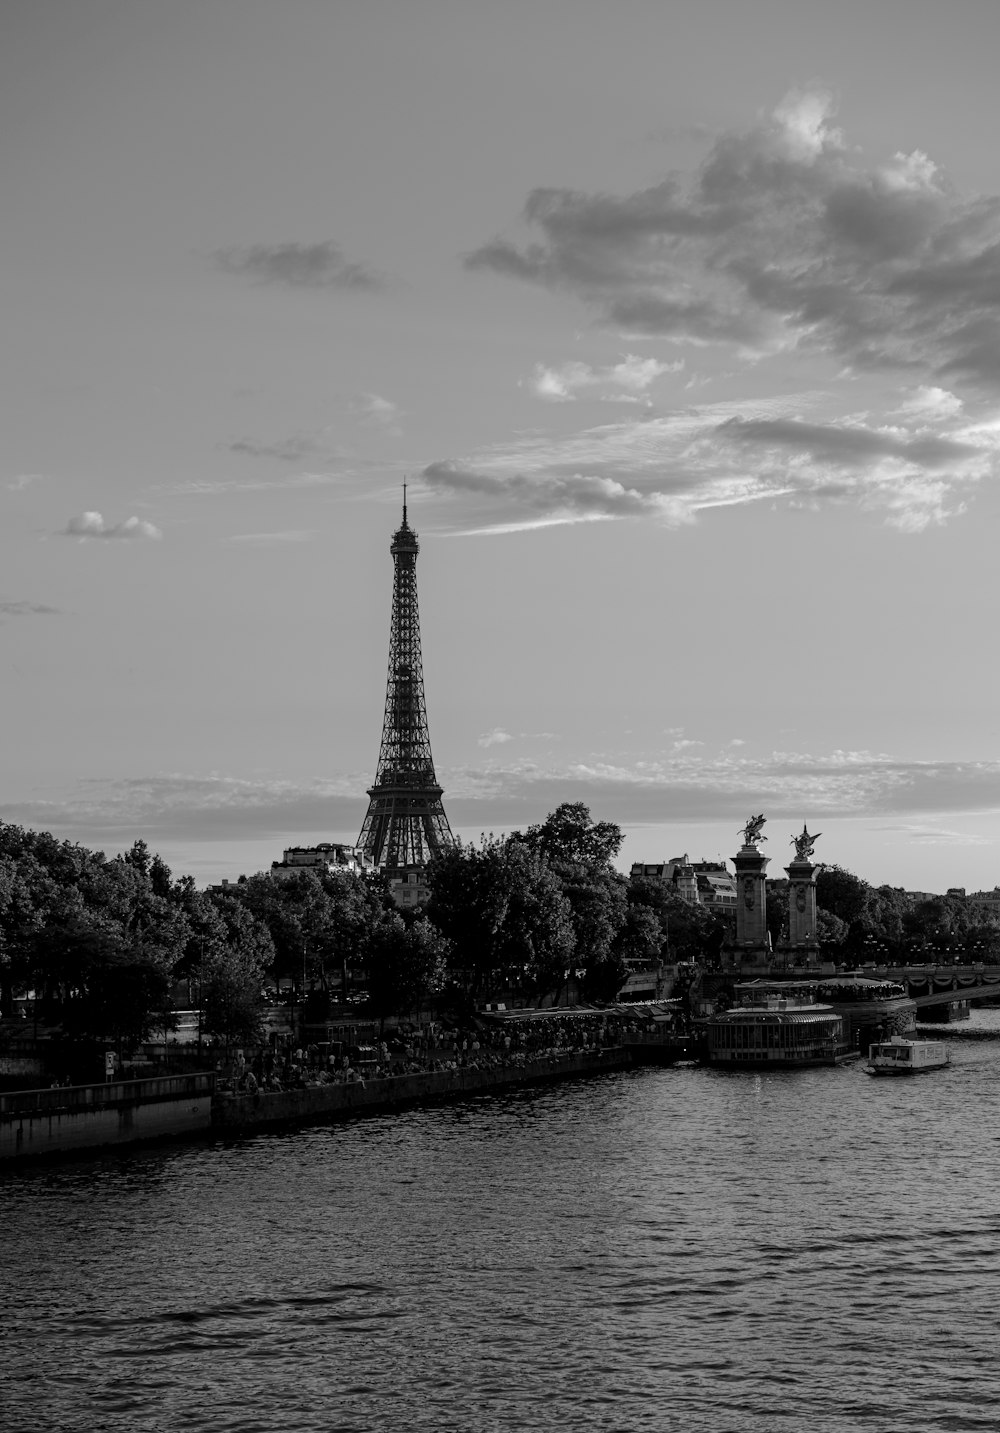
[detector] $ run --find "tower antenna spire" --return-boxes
[402,477,407,525]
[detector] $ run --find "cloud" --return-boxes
[0,773,369,848]
[65,512,162,540]
[423,389,997,534]
[0,600,59,617]
[874,822,991,847]
[529,354,682,402]
[717,416,978,469]
[478,728,514,748]
[156,470,353,497]
[213,241,382,291]
[439,749,1000,830]
[230,405,399,464]
[8,751,1000,866]
[8,474,42,491]
[424,457,695,533]
[467,87,1000,388]
[350,392,402,429]
[226,531,313,545]
[897,387,964,420]
[359,394,397,421]
[229,435,338,463]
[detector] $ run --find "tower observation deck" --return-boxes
[357,493,454,869]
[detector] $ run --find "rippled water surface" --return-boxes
[6,1015,1000,1432]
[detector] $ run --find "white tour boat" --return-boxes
[865,1035,950,1076]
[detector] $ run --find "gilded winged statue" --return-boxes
[740,814,767,847]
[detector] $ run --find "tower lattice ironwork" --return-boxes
[357,492,454,869]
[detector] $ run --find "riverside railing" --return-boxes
[0,1072,215,1117]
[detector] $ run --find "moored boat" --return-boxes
[865,1035,950,1076]
[707,984,847,1068]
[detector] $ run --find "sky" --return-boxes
[3,0,1000,892]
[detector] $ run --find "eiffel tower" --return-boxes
[357,489,454,870]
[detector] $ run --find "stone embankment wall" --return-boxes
[214,1047,631,1132]
[0,1073,214,1161]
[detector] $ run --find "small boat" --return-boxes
[865,1035,950,1076]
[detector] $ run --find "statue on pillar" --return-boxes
[740,814,767,848]
[790,825,820,860]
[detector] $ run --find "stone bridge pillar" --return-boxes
[785,856,819,951]
[733,843,770,953]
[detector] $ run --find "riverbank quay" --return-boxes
[1,1045,668,1162]
[0,1072,214,1163]
[213,1046,634,1133]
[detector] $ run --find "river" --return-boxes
[5,1013,1000,1432]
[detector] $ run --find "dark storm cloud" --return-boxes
[213,241,382,291]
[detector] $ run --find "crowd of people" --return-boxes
[218,1007,678,1095]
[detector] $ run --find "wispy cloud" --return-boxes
[8,474,42,492]
[451,88,1000,536]
[8,751,1000,859]
[350,392,402,431]
[155,471,348,497]
[528,354,682,403]
[0,600,59,618]
[478,728,514,748]
[213,240,382,291]
[874,822,992,847]
[64,512,162,540]
[440,750,1000,829]
[0,773,368,847]
[226,531,313,545]
[424,388,995,534]
[229,435,342,463]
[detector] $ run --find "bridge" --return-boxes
[865,964,1000,1013]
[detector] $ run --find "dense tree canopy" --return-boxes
[367,915,450,1029]
[4,812,997,1062]
[426,836,576,1000]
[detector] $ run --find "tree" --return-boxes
[0,855,45,1013]
[520,803,623,866]
[815,908,849,947]
[496,844,576,997]
[816,866,871,926]
[627,875,727,964]
[563,867,627,961]
[199,942,266,1052]
[613,904,666,967]
[765,885,789,946]
[426,838,518,997]
[367,915,450,1031]
[427,837,576,1001]
[70,953,176,1053]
